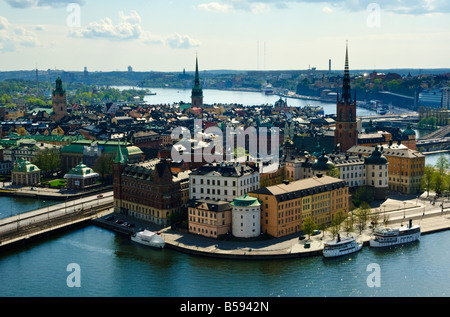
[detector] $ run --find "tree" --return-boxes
[93,153,114,181]
[32,149,61,177]
[326,165,340,178]
[343,213,355,237]
[436,155,449,175]
[354,202,371,234]
[352,185,374,207]
[301,217,316,240]
[421,164,435,197]
[330,210,346,239]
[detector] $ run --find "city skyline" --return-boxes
[0,0,449,72]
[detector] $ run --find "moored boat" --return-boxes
[323,234,362,258]
[370,219,420,248]
[131,230,165,249]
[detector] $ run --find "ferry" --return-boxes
[323,234,363,258]
[261,82,274,95]
[370,219,420,248]
[131,230,165,249]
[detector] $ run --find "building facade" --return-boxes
[231,194,261,238]
[348,144,424,194]
[189,162,260,202]
[113,154,190,226]
[249,175,348,238]
[188,199,231,239]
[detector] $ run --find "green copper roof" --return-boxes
[66,162,96,176]
[365,146,388,165]
[191,56,203,97]
[114,140,126,164]
[12,158,40,173]
[403,124,416,136]
[231,194,261,207]
[311,151,334,171]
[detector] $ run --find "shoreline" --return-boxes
[92,194,450,260]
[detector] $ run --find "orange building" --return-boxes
[188,200,232,239]
[249,174,348,238]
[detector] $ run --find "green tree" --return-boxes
[326,165,340,178]
[330,210,346,239]
[352,185,374,207]
[353,202,371,234]
[421,165,435,197]
[301,217,316,240]
[436,155,449,175]
[32,149,61,177]
[93,153,114,181]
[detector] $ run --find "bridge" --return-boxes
[0,191,114,249]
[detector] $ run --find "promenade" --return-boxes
[94,192,450,260]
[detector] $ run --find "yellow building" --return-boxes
[348,144,425,194]
[248,174,348,238]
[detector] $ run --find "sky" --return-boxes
[0,0,449,72]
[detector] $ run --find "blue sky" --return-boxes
[0,0,449,72]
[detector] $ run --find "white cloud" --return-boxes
[206,0,450,15]
[198,2,233,12]
[167,32,201,49]
[0,16,39,52]
[0,16,9,30]
[199,0,270,13]
[5,0,85,8]
[322,6,333,13]
[71,11,201,49]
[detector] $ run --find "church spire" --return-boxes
[341,41,352,104]
[191,54,203,107]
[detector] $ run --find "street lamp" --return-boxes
[403,201,406,219]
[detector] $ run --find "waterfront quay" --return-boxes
[93,193,450,260]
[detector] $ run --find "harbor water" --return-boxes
[1,88,449,297]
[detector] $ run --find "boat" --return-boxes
[323,234,362,258]
[370,219,420,248]
[261,82,274,95]
[131,230,165,249]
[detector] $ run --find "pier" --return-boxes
[0,192,114,249]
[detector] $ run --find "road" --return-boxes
[0,191,113,236]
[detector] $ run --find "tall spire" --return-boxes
[341,41,352,104]
[191,54,203,106]
[194,54,200,86]
[114,140,126,164]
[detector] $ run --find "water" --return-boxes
[0,196,58,220]
[1,88,449,298]
[114,86,377,117]
[0,225,449,297]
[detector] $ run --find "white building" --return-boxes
[189,162,260,202]
[231,194,261,238]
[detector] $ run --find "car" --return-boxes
[97,194,103,198]
[105,216,114,221]
[115,219,124,224]
[126,223,135,228]
[312,230,321,236]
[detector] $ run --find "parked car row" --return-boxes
[105,215,135,228]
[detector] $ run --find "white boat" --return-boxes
[131,230,165,249]
[323,234,362,258]
[370,219,420,248]
[261,82,274,95]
